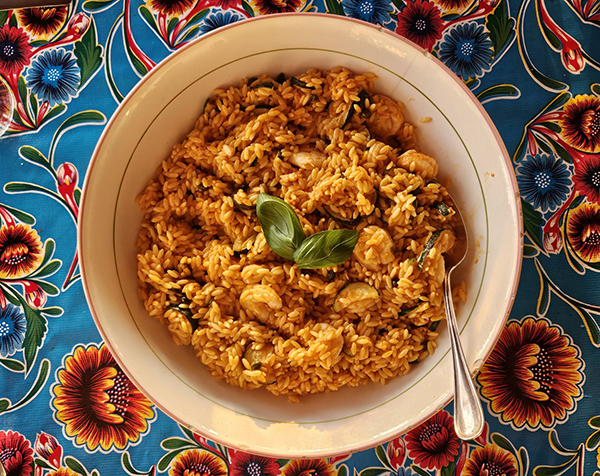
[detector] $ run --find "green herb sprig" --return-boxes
[256,194,305,261]
[256,193,359,269]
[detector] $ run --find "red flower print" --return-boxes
[534,0,586,74]
[169,450,227,476]
[561,44,585,74]
[28,12,90,50]
[63,13,91,41]
[574,154,600,203]
[16,7,68,39]
[192,432,209,448]
[462,444,517,476]
[404,410,459,470]
[567,203,600,262]
[0,224,44,279]
[478,318,584,428]
[57,163,78,188]
[230,451,280,476]
[34,432,62,469]
[543,227,563,254]
[386,437,406,469]
[395,0,444,51]
[51,343,155,451]
[57,162,79,215]
[216,0,241,8]
[20,280,48,309]
[471,421,489,448]
[282,459,333,476]
[541,190,578,255]
[560,95,600,153]
[454,440,469,475]
[0,430,34,476]
[327,454,350,466]
[0,26,33,77]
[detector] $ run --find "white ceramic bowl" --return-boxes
[79,14,523,458]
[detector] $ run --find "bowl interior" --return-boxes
[79,14,522,458]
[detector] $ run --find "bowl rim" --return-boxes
[78,12,524,457]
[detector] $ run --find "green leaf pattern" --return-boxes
[1,0,600,474]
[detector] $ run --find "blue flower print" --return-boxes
[438,21,493,80]
[0,304,26,358]
[200,11,244,34]
[517,154,572,212]
[344,0,391,24]
[27,48,80,106]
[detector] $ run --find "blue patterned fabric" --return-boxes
[1,1,600,475]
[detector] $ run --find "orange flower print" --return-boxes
[282,459,333,476]
[52,343,155,452]
[147,0,195,15]
[47,469,78,476]
[433,0,470,11]
[169,450,228,476]
[16,7,68,39]
[0,224,44,279]
[253,0,305,15]
[478,317,584,429]
[567,203,600,262]
[560,95,600,153]
[573,155,600,204]
[462,444,517,476]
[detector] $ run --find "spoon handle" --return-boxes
[444,269,485,441]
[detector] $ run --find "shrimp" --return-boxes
[366,95,405,139]
[240,284,283,321]
[397,150,438,179]
[353,226,395,271]
[243,343,277,384]
[317,107,346,138]
[164,308,193,345]
[312,323,344,369]
[435,229,456,254]
[422,230,456,283]
[288,151,326,169]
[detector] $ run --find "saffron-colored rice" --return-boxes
[136,67,465,400]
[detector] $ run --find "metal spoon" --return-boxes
[444,194,485,440]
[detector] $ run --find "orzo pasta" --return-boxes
[136,67,465,401]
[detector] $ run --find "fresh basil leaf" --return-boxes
[256,194,305,261]
[293,229,359,269]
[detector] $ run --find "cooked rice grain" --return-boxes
[136,67,464,400]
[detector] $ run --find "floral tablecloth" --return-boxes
[1,0,600,474]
